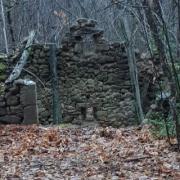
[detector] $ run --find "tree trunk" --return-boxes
[159,1,180,94]
[143,0,174,93]
[0,0,9,54]
[177,0,180,57]
[6,0,16,50]
[48,43,62,124]
[120,17,144,123]
[143,0,180,148]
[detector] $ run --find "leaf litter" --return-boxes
[0,125,180,179]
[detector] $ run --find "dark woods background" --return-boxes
[0,0,179,57]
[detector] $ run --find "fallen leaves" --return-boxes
[0,125,180,179]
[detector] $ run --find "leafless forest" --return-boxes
[1,0,179,135]
[0,0,179,55]
[0,0,180,179]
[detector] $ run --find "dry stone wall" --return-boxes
[0,83,38,124]
[25,45,52,124]
[25,19,136,126]
[0,85,22,124]
[58,19,135,127]
[1,19,140,127]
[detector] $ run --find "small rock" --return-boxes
[112,176,119,180]
[77,18,88,25]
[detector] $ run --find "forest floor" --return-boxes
[0,125,180,180]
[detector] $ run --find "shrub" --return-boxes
[148,112,176,138]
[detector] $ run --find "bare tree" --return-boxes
[120,16,144,123]
[143,0,180,148]
[0,0,8,54]
[177,0,180,57]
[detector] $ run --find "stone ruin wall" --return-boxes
[58,19,135,127]
[1,19,157,127]
[22,19,135,127]
[0,82,38,124]
[0,52,39,124]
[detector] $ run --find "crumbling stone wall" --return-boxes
[58,19,135,126]
[22,19,136,126]
[0,85,23,124]
[0,83,38,124]
[1,19,140,126]
[25,45,52,124]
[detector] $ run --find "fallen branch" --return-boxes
[5,31,35,84]
[124,156,151,162]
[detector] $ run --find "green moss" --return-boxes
[0,74,6,81]
[59,123,76,128]
[0,63,6,72]
[0,81,5,95]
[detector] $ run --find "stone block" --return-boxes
[40,111,51,119]
[8,105,23,115]
[96,44,109,52]
[0,96,4,101]
[23,105,39,125]
[0,100,5,107]
[20,85,37,106]
[70,25,80,32]
[77,18,88,25]
[76,103,86,109]
[111,42,121,48]
[39,64,49,70]
[99,56,115,64]
[63,115,74,123]
[39,52,46,58]
[96,111,108,119]
[38,107,46,113]
[72,96,83,103]
[8,86,20,95]
[0,107,6,116]
[0,115,22,124]
[6,96,19,106]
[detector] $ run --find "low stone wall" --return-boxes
[0,85,22,124]
[0,83,38,124]
[25,45,52,124]
[0,55,7,95]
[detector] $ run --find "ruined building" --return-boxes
[0,19,156,127]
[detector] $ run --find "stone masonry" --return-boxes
[58,19,135,126]
[0,83,38,124]
[0,19,142,127]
